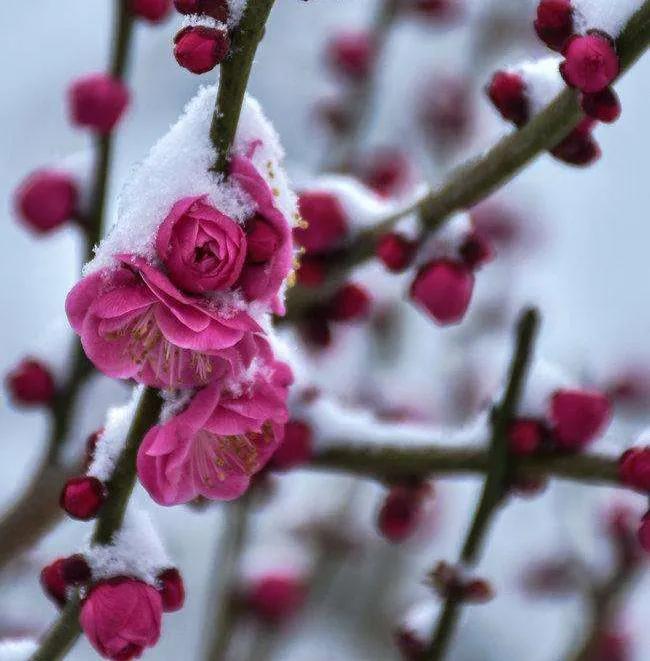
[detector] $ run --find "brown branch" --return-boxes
[29,387,162,661]
[284,0,650,320]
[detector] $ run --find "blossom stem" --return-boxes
[209,0,277,174]
[284,0,650,319]
[423,307,538,660]
[0,0,135,574]
[29,386,162,661]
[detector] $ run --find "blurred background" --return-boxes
[1,0,650,658]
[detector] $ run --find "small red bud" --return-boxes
[619,447,650,492]
[173,0,229,21]
[326,31,375,82]
[376,232,417,272]
[410,259,474,325]
[60,476,107,520]
[157,568,185,612]
[40,558,68,608]
[358,148,412,199]
[419,75,473,147]
[270,420,313,470]
[131,0,172,22]
[61,554,92,586]
[507,418,545,455]
[560,33,619,94]
[327,283,372,322]
[377,485,430,543]
[459,231,494,270]
[487,71,529,126]
[173,25,230,75]
[68,73,130,134]
[246,215,279,264]
[551,121,601,166]
[462,579,494,603]
[581,87,621,123]
[245,574,306,623]
[549,388,611,450]
[14,169,78,234]
[296,191,348,254]
[534,0,574,52]
[6,358,55,406]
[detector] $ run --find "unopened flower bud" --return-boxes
[507,418,545,455]
[549,388,611,450]
[376,232,417,272]
[560,32,619,94]
[487,71,529,126]
[619,447,650,492]
[6,358,55,407]
[174,25,230,74]
[245,573,306,623]
[327,283,372,322]
[60,476,107,520]
[40,558,68,607]
[61,554,92,586]
[68,73,129,134]
[581,87,621,123]
[326,31,374,82]
[534,0,574,52]
[296,191,348,254]
[131,0,172,22]
[157,568,185,612]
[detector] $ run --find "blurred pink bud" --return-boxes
[419,75,473,147]
[619,447,650,492]
[357,148,412,198]
[459,231,494,270]
[14,169,77,234]
[410,259,474,325]
[131,0,172,22]
[551,119,601,166]
[581,87,621,123]
[327,283,372,322]
[68,73,130,134]
[560,33,619,94]
[507,418,545,455]
[157,568,185,612]
[270,420,314,470]
[80,577,162,660]
[245,574,306,623]
[6,358,55,406]
[173,25,230,74]
[487,71,529,126]
[534,0,574,52]
[326,31,375,81]
[61,554,92,586]
[40,558,68,608]
[377,484,432,543]
[549,388,611,450]
[376,232,417,272]
[296,191,348,254]
[296,255,328,287]
[60,476,107,520]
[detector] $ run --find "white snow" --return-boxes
[87,386,145,482]
[397,600,439,643]
[514,57,565,116]
[292,393,489,450]
[227,0,248,28]
[572,0,643,36]
[0,641,38,661]
[416,211,473,264]
[518,359,574,418]
[180,14,226,30]
[85,90,297,277]
[85,508,171,585]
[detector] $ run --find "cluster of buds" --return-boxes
[173,1,231,74]
[5,357,55,407]
[534,1,621,121]
[41,553,184,659]
[404,213,494,325]
[487,61,604,167]
[377,482,435,543]
[507,388,611,456]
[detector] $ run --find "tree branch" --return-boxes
[284,0,650,319]
[424,307,538,660]
[29,387,162,661]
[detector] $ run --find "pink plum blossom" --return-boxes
[137,358,290,505]
[80,577,162,660]
[156,195,247,294]
[65,254,260,389]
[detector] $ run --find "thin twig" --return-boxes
[29,387,162,661]
[284,0,650,320]
[424,307,538,661]
[0,0,136,574]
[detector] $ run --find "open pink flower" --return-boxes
[230,156,293,314]
[156,196,247,294]
[80,577,162,660]
[137,359,290,505]
[66,254,260,388]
